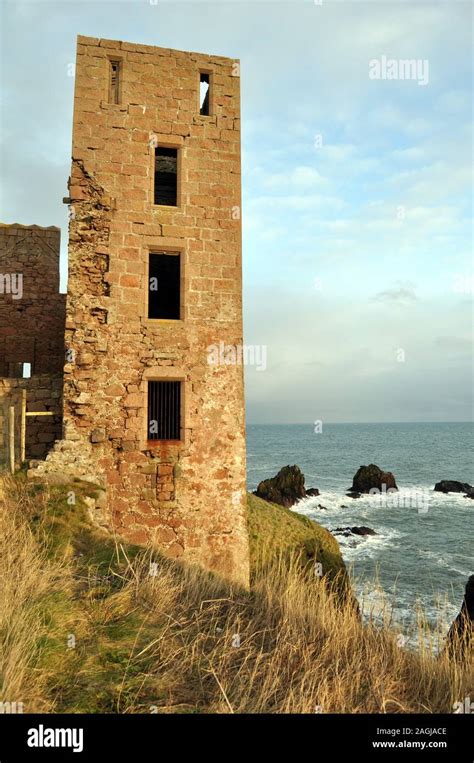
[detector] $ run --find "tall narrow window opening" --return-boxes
[148,252,180,320]
[109,59,121,104]
[148,381,181,441]
[199,72,210,115]
[154,146,178,206]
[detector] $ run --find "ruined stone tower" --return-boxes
[59,36,248,585]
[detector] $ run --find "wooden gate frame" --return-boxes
[7,390,55,474]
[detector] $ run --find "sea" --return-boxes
[246,422,473,640]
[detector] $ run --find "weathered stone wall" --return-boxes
[0,224,65,466]
[58,36,249,585]
[0,224,66,376]
[0,376,62,464]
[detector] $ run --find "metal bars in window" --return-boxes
[147,381,181,441]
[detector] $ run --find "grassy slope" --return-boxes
[29,480,161,713]
[1,475,471,714]
[41,488,350,710]
[248,492,345,577]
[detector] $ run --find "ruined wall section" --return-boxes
[30,162,115,483]
[0,224,65,465]
[0,225,65,377]
[64,159,114,439]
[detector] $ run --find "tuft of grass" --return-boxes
[0,474,471,714]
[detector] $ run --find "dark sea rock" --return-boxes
[464,488,474,499]
[332,526,377,537]
[351,526,377,536]
[340,504,349,509]
[332,528,352,537]
[434,479,472,494]
[350,464,398,494]
[346,491,361,499]
[254,465,307,508]
[446,575,473,658]
[306,487,320,497]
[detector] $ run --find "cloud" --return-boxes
[260,165,327,191]
[244,289,473,423]
[371,287,418,304]
[434,336,472,354]
[248,192,345,213]
[319,144,356,162]
[391,147,426,163]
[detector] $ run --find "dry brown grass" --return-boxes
[0,474,472,714]
[0,476,73,711]
[119,550,472,714]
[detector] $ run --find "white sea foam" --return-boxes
[417,548,472,578]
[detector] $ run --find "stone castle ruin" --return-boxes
[0,36,249,586]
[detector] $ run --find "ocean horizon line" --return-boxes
[246,420,474,426]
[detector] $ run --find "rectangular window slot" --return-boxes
[148,252,180,320]
[22,362,31,379]
[109,59,121,104]
[148,381,181,441]
[199,72,210,115]
[154,146,178,206]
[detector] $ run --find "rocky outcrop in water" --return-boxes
[434,480,472,494]
[254,465,307,508]
[332,526,377,537]
[348,464,398,495]
[446,575,473,658]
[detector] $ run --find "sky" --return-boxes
[0,0,472,424]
